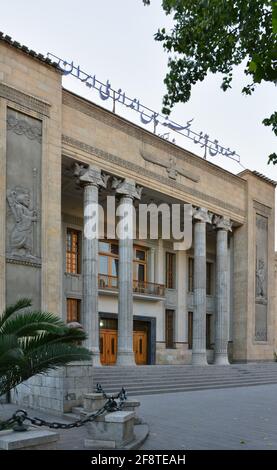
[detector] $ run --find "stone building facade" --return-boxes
[0,34,276,413]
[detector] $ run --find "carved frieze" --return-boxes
[7,115,42,143]
[140,146,200,182]
[62,135,246,219]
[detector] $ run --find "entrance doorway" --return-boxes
[100,319,148,365]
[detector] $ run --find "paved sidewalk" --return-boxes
[138,384,277,450]
[1,383,277,449]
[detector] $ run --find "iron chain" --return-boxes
[0,385,127,431]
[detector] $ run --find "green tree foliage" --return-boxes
[0,299,91,396]
[143,0,277,163]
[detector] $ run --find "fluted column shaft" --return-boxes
[214,216,232,365]
[74,164,109,366]
[117,195,135,365]
[192,220,208,365]
[83,183,100,364]
[112,177,142,366]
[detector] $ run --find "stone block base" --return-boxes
[84,411,135,449]
[0,428,59,450]
[11,361,93,414]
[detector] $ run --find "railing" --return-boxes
[98,274,165,297]
[98,274,118,290]
[133,279,165,297]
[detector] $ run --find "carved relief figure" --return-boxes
[256,259,265,298]
[7,187,38,258]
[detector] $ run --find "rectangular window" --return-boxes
[188,259,213,294]
[206,262,212,295]
[99,241,147,287]
[188,311,193,349]
[188,258,194,292]
[165,309,175,348]
[66,229,81,274]
[166,252,176,289]
[67,298,81,323]
[206,314,212,349]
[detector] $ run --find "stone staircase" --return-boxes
[92,363,277,396]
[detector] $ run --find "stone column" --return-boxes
[214,215,232,365]
[112,178,142,366]
[192,207,213,365]
[74,164,109,366]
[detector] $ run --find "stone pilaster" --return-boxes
[214,215,232,365]
[192,207,213,365]
[74,164,109,366]
[112,177,142,366]
[0,100,6,314]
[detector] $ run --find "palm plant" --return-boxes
[0,298,92,397]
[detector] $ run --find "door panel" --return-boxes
[100,329,148,365]
[100,329,117,365]
[133,331,147,365]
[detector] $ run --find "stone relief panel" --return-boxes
[6,109,41,261]
[6,187,38,259]
[255,214,268,341]
[6,108,42,309]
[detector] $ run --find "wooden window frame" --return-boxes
[66,298,81,323]
[165,252,176,289]
[133,246,147,282]
[206,262,213,296]
[206,314,212,349]
[165,309,175,349]
[188,257,194,292]
[188,258,213,295]
[66,228,81,274]
[188,311,193,349]
[99,240,148,282]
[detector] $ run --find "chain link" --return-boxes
[0,385,127,431]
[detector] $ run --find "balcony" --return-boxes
[98,274,165,300]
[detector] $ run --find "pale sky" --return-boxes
[1,0,277,243]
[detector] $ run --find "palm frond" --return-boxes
[0,311,66,337]
[0,298,92,396]
[0,298,32,328]
[19,328,87,352]
[0,335,24,373]
[0,343,91,395]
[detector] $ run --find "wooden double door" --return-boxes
[100,329,147,365]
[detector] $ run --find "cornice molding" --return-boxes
[253,200,272,217]
[0,83,50,117]
[62,134,246,219]
[6,256,41,268]
[62,90,246,188]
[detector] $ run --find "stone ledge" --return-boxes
[104,411,135,423]
[0,428,59,450]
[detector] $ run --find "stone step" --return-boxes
[93,369,277,379]
[94,377,277,391]
[92,363,277,396]
[95,374,277,388]
[94,374,277,386]
[98,378,277,396]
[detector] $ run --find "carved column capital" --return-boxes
[74,163,109,188]
[112,177,142,200]
[193,206,213,224]
[213,215,232,232]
